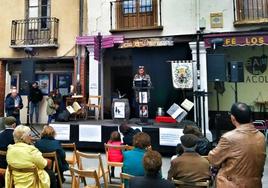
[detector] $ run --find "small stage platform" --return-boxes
[48,118,191,155]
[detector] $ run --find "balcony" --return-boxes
[234,0,268,26]
[110,0,163,32]
[10,17,59,48]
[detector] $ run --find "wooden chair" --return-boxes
[76,151,108,188]
[0,150,7,176]
[104,144,131,185]
[7,165,39,188]
[61,143,77,167]
[172,178,210,188]
[42,151,63,188]
[120,173,134,188]
[86,96,102,120]
[70,166,101,188]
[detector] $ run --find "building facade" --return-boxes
[0,0,88,123]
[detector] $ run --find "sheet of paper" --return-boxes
[159,128,183,146]
[66,106,75,114]
[114,102,125,118]
[50,124,70,141]
[79,125,102,142]
[181,98,194,112]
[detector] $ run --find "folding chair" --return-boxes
[42,151,63,188]
[76,151,108,188]
[86,96,102,120]
[253,120,268,141]
[120,173,134,188]
[70,166,101,188]
[7,165,39,188]
[61,143,77,167]
[172,178,210,188]
[0,150,7,177]
[104,144,129,186]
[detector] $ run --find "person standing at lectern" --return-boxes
[133,66,152,117]
[133,66,152,89]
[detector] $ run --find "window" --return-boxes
[123,0,136,14]
[26,0,51,28]
[236,0,268,22]
[140,0,152,12]
[123,0,152,14]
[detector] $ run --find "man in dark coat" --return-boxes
[0,116,16,168]
[5,88,23,125]
[28,82,43,124]
[119,123,140,146]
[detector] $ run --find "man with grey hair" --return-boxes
[168,134,211,182]
[5,125,57,188]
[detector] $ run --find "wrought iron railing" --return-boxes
[110,0,162,31]
[11,17,59,48]
[234,0,268,25]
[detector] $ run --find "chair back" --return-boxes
[172,178,210,188]
[42,151,63,188]
[70,166,101,188]
[61,143,77,167]
[0,150,7,175]
[120,173,134,188]
[8,165,39,188]
[76,151,107,188]
[87,96,102,120]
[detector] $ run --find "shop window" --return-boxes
[36,74,50,95]
[53,74,72,96]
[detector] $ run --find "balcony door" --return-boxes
[25,0,51,44]
[116,0,158,29]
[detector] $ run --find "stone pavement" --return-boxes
[61,149,268,188]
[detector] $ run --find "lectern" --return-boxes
[133,80,152,124]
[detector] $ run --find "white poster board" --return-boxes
[114,102,125,118]
[50,124,70,141]
[159,128,183,146]
[79,125,102,142]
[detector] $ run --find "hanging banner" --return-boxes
[171,60,193,89]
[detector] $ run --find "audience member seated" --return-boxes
[208,102,266,188]
[35,125,69,181]
[119,123,141,146]
[168,134,211,185]
[123,132,151,176]
[107,131,123,177]
[5,125,57,188]
[129,150,175,188]
[183,124,212,155]
[0,116,16,168]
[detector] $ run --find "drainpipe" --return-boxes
[76,0,84,94]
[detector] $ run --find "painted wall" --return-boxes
[0,0,80,58]
[87,0,263,38]
[208,46,268,112]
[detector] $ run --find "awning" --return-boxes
[204,31,268,48]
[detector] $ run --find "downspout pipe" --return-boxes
[76,0,84,94]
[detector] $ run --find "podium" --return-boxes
[133,84,153,125]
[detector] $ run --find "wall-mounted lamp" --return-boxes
[199,17,206,31]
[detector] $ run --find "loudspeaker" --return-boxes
[207,54,226,82]
[228,61,244,82]
[20,60,35,94]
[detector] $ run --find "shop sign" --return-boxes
[205,34,268,48]
[245,55,268,83]
[119,37,174,48]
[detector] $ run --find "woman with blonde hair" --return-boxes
[5,125,56,188]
